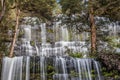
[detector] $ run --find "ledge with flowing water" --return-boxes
[1,56,103,80]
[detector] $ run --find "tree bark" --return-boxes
[0,0,5,22]
[9,8,20,57]
[89,7,96,55]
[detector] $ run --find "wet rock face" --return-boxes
[98,53,120,72]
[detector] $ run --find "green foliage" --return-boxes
[103,36,120,48]
[69,52,83,58]
[70,69,100,79]
[59,0,89,30]
[0,12,14,56]
[70,70,78,77]
[90,0,120,21]
[59,0,120,55]
[20,0,57,21]
[46,60,55,80]
[102,67,120,79]
[0,0,58,57]
[59,0,83,15]
[60,0,120,28]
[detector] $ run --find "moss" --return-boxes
[114,75,119,79]
[70,70,97,79]
[91,70,95,73]
[47,39,51,43]
[116,44,120,48]
[30,41,35,46]
[70,70,78,77]
[18,30,24,38]
[46,59,55,80]
[103,36,120,48]
[104,72,113,77]
[47,29,54,33]
[47,65,54,71]
[91,74,95,78]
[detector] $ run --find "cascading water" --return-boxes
[61,25,69,41]
[23,26,31,41]
[1,57,23,80]
[25,57,30,80]
[54,57,68,80]
[53,57,102,80]
[20,25,33,56]
[1,17,103,80]
[40,56,46,80]
[41,23,46,44]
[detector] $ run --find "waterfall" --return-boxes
[61,25,69,41]
[1,57,23,80]
[41,23,46,44]
[53,57,102,80]
[40,56,46,80]
[22,25,31,41]
[1,17,103,80]
[35,43,39,55]
[21,41,33,56]
[25,57,30,80]
[1,57,103,80]
[19,25,33,56]
[54,57,68,80]
[53,21,61,41]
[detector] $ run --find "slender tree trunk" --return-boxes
[0,0,5,22]
[89,7,96,55]
[9,8,20,57]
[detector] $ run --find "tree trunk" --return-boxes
[9,8,20,57]
[89,7,96,55]
[0,0,5,22]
